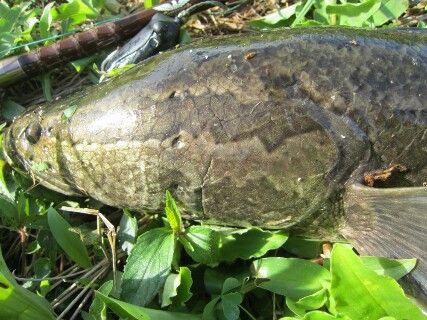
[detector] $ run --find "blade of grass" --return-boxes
[291,0,315,27]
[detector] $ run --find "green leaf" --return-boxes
[39,279,50,297]
[202,296,221,320]
[252,257,331,299]
[26,240,41,254]
[180,225,220,264]
[221,277,241,294]
[175,266,192,306]
[34,257,51,279]
[221,292,243,320]
[47,207,91,268]
[329,244,425,319]
[283,311,351,320]
[16,191,31,223]
[118,209,137,254]
[54,0,99,26]
[0,2,30,33]
[105,64,136,78]
[292,0,316,27]
[0,159,16,201]
[0,195,17,223]
[296,288,327,310]
[370,0,408,26]
[313,0,337,25]
[89,280,114,320]
[0,99,26,121]
[326,0,382,27]
[96,291,202,320]
[286,296,306,317]
[202,278,243,320]
[162,272,180,307]
[121,227,175,306]
[162,266,193,307]
[283,237,323,259]
[0,2,33,58]
[361,256,416,280]
[220,228,288,262]
[40,3,55,39]
[179,29,191,45]
[143,0,160,9]
[0,247,56,319]
[165,190,182,233]
[71,55,98,73]
[62,105,78,120]
[303,311,350,319]
[40,73,53,102]
[220,278,242,320]
[249,3,300,28]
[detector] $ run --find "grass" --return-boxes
[0,0,426,319]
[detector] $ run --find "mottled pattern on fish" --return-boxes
[4,29,427,231]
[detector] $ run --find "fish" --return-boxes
[2,28,427,300]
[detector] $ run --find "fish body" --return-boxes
[3,28,427,298]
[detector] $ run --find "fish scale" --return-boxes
[3,27,427,301]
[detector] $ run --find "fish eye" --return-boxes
[25,123,42,144]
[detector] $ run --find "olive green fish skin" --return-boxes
[3,28,427,230]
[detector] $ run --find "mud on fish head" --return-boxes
[3,104,81,196]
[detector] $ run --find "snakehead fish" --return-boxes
[2,28,427,299]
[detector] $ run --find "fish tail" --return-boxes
[341,183,427,303]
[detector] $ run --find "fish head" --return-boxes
[2,103,82,196]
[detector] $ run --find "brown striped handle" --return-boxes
[0,0,228,87]
[18,9,157,77]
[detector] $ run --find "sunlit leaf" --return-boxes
[121,227,175,306]
[161,266,192,307]
[96,291,202,320]
[89,280,114,320]
[40,3,55,39]
[165,190,182,233]
[0,247,56,319]
[370,0,408,26]
[326,0,382,27]
[118,209,137,254]
[249,3,300,29]
[329,244,425,319]
[292,0,316,26]
[361,256,416,280]
[144,0,160,9]
[220,228,288,262]
[252,257,331,299]
[180,225,220,264]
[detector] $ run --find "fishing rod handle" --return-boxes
[0,8,156,87]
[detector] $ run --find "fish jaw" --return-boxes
[2,105,84,197]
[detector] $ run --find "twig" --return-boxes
[52,286,81,309]
[69,289,94,320]
[239,304,257,320]
[57,266,107,319]
[60,206,99,216]
[52,258,108,306]
[15,267,89,282]
[49,266,80,291]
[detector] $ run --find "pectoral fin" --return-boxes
[342,183,427,302]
